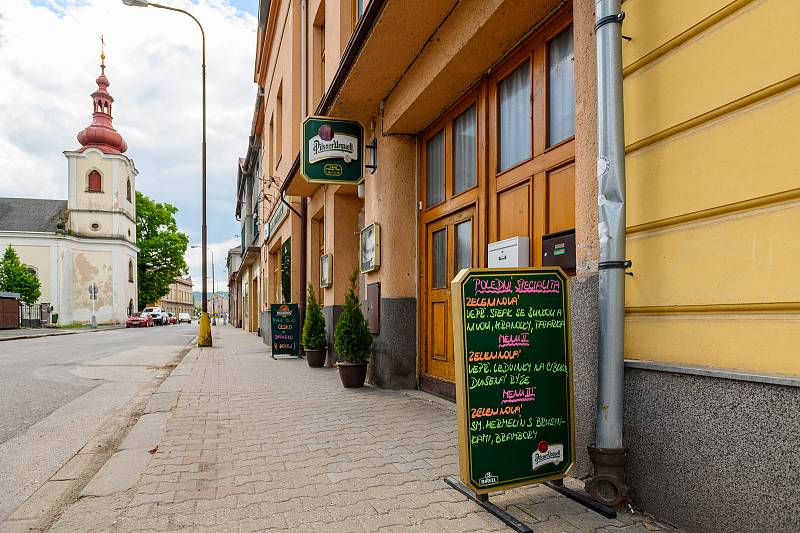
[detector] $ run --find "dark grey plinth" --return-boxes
[624,367,800,533]
[260,310,269,345]
[368,297,417,389]
[570,273,599,479]
[322,305,343,366]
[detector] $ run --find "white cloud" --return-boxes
[0,0,256,259]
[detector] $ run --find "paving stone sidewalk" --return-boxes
[50,326,678,533]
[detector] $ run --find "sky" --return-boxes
[0,0,259,293]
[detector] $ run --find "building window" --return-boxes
[352,0,363,27]
[87,170,102,192]
[548,25,575,146]
[275,83,283,169]
[498,60,531,172]
[453,104,477,195]
[26,265,38,279]
[455,219,473,272]
[425,130,444,207]
[431,228,447,289]
[280,238,291,304]
[126,179,132,202]
[90,222,100,231]
[269,115,274,179]
[313,2,326,106]
[128,260,134,283]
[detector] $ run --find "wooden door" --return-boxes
[425,207,476,383]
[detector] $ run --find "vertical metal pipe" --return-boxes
[595,0,626,450]
[299,0,308,330]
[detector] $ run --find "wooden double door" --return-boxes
[424,206,476,383]
[418,9,576,394]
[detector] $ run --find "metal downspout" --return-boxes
[299,0,308,333]
[586,0,630,508]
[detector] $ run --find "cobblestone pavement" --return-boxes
[50,326,678,533]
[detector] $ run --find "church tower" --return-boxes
[65,48,137,243]
[59,45,140,323]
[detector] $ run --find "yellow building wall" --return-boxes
[622,0,800,376]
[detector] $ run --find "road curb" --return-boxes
[0,326,130,342]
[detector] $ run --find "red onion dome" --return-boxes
[77,57,128,154]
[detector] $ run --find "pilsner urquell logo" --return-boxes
[479,472,499,485]
[531,441,564,471]
[309,124,358,164]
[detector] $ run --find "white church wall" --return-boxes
[0,239,53,304]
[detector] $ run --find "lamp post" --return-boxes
[122,0,211,347]
[191,245,216,326]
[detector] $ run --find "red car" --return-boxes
[168,314,178,325]
[126,312,154,328]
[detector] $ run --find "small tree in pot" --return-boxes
[302,283,327,367]
[334,269,372,388]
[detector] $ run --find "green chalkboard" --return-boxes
[270,303,300,357]
[452,267,574,494]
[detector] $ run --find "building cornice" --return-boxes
[0,230,139,252]
[69,207,136,225]
[64,147,139,176]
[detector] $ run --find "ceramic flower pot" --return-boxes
[337,361,368,388]
[305,348,327,368]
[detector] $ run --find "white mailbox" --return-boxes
[488,237,530,268]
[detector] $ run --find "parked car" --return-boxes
[168,313,178,325]
[142,306,167,326]
[126,312,153,328]
[178,312,191,324]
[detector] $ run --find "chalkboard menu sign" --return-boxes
[270,303,300,356]
[451,267,574,494]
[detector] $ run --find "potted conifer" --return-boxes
[334,269,372,388]
[302,283,327,368]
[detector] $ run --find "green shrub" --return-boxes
[302,283,327,350]
[334,269,372,364]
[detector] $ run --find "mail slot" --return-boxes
[542,229,576,271]
[488,237,530,268]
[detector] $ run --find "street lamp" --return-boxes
[191,245,216,326]
[122,0,212,347]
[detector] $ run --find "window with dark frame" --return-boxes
[87,170,102,192]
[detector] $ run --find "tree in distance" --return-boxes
[136,191,188,309]
[334,269,372,363]
[0,245,41,304]
[302,283,327,350]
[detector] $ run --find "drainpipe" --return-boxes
[586,0,630,507]
[299,0,308,332]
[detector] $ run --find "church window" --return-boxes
[126,179,132,202]
[129,260,134,282]
[91,222,100,231]
[26,266,38,279]
[87,170,102,192]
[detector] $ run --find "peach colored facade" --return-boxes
[228,3,799,530]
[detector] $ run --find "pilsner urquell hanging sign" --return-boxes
[301,116,364,185]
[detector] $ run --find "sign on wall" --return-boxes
[360,223,380,273]
[451,267,575,494]
[302,116,364,185]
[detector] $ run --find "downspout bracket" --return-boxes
[594,12,625,32]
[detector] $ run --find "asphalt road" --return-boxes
[0,324,196,520]
[0,324,194,444]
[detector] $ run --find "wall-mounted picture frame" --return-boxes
[360,222,381,273]
[320,253,332,288]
